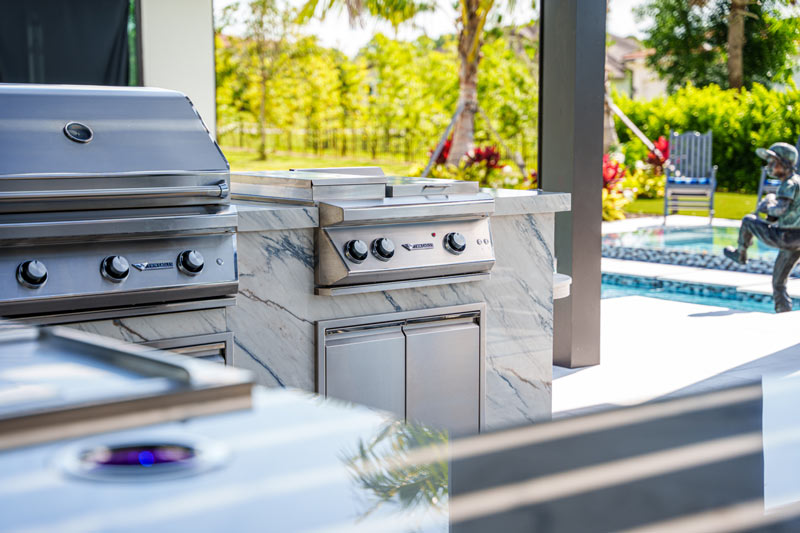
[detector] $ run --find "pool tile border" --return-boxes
[602,245,800,278]
[602,272,800,308]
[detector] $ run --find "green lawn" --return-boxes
[223,149,418,176]
[625,192,758,220]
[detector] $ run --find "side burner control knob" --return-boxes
[101,256,129,282]
[178,250,205,275]
[344,240,369,263]
[17,260,48,288]
[372,238,395,261]
[444,232,467,254]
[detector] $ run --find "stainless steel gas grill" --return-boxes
[0,85,238,321]
[232,169,495,295]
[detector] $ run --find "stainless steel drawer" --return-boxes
[145,332,233,365]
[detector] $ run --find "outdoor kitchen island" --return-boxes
[229,175,570,433]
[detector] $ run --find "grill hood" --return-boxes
[0,84,230,213]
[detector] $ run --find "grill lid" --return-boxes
[0,84,228,178]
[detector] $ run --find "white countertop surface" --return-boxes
[234,189,571,232]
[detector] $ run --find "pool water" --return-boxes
[602,225,777,261]
[601,282,782,313]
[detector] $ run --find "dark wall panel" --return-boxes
[0,0,130,85]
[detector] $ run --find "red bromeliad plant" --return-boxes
[429,141,503,169]
[602,154,626,188]
[647,136,670,175]
[466,145,502,169]
[602,154,630,221]
[431,139,453,165]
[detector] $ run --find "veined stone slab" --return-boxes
[229,204,562,430]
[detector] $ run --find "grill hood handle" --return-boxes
[0,182,229,202]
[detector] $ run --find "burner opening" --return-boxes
[82,443,196,468]
[61,438,229,482]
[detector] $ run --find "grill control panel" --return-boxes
[1,235,237,317]
[316,218,494,287]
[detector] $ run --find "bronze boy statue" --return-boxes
[724,142,800,313]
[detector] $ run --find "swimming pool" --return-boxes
[602,224,799,277]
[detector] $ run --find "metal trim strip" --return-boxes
[315,272,490,295]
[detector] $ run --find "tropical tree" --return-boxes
[298,0,513,165]
[221,0,297,160]
[636,0,800,90]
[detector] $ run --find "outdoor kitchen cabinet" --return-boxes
[318,305,485,436]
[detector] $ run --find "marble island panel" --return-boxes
[228,190,570,430]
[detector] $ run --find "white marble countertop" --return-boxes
[235,189,571,232]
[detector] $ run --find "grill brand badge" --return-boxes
[401,243,434,251]
[132,261,175,271]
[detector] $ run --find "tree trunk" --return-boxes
[258,64,268,160]
[603,73,618,153]
[447,2,482,165]
[727,0,748,89]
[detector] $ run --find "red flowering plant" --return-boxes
[466,145,502,169]
[646,136,670,175]
[430,139,452,165]
[602,153,630,221]
[602,153,626,188]
[417,142,534,190]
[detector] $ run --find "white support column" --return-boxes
[139,0,216,136]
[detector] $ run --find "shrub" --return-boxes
[621,164,666,200]
[614,83,800,193]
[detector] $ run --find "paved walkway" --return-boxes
[554,293,800,419]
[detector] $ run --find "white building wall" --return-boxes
[629,58,668,100]
[139,0,216,136]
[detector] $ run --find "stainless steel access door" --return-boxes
[405,317,480,436]
[323,325,406,419]
[317,303,485,435]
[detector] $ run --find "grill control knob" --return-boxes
[344,240,369,263]
[178,250,205,275]
[17,260,48,288]
[372,238,395,261]
[444,232,467,254]
[101,255,129,282]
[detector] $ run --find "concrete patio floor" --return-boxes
[553,293,800,418]
[557,213,800,418]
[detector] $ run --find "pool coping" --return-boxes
[602,215,741,236]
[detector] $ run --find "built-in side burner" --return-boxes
[231,169,495,295]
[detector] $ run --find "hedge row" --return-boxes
[613,83,800,193]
